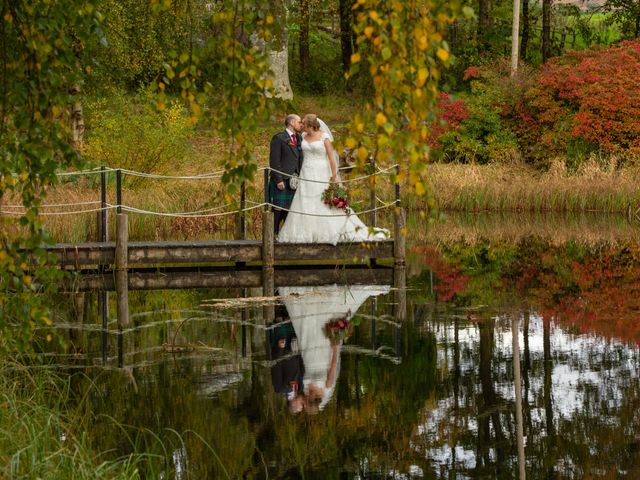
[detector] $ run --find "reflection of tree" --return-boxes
[248,318,439,477]
[542,314,556,479]
[476,317,507,475]
[61,250,640,478]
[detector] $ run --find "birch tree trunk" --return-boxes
[511,0,521,76]
[267,0,293,100]
[69,84,84,150]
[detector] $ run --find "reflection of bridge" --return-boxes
[46,240,395,291]
[12,166,407,366]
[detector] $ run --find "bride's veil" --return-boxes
[317,118,341,181]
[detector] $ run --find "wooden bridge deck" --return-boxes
[45,239,394,268]
[39,239,396,291]
[74,265,393,291]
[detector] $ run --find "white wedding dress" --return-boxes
[280,284,391,411]
[277,132,389,245]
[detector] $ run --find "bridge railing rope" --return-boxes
[1,163,401,238]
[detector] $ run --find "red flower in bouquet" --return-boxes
[321,183,351,214]
[323,317,353,342]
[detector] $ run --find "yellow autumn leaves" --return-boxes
[345,0,459,199]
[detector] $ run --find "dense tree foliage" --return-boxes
[0,0,102,352]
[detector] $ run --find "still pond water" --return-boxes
[46,213,640,479]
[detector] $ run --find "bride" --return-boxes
[279,284,391,413]
[277,114,389,245]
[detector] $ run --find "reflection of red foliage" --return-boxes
[413,246,469,302]
[553,250,640,345]
[504,241,640,344]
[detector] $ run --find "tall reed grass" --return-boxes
[0,362,152,479]
[5,142,639,244]
[428,159,640,213]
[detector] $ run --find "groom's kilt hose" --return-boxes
[269,178,295,211]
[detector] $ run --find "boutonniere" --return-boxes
[286,140,295,147]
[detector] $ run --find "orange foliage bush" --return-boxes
[506,40,640,159]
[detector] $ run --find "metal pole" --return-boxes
[116,169,122,214]
[100,165,107,241]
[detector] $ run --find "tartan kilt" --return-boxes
[269,178,296,210]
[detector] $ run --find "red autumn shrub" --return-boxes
[463,66,482,80]
[506,40,640,159]
[429,92,469,149]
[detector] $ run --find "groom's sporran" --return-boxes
[269,114,303,234]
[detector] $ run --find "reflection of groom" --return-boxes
[268,304,305,414]
[269,114,303,234]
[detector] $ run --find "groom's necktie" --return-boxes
[292,133,297,146]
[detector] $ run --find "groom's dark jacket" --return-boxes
[269,130,303,185]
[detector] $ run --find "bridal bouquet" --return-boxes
[321,182,351,214]
[323,317,354,343]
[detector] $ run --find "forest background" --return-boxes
[1,1,640,476]
[2,0,640,347]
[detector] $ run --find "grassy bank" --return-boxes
[427,160,640,214]
[0,363,150,479]
[7,159,639,244]
[4,91,640,243]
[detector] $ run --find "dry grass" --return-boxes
[427,159,640,213]
[5,97,640,244]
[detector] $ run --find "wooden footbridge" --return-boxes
[11,166,407,334]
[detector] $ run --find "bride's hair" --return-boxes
[302,114,321,131]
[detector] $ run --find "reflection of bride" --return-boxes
[277,114,388,245]
[279,284,390,412]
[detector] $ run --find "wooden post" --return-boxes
[369,155,376,228]
[236,181,246,241]
[100,166,107,242]
[262,210,275,322]
[116,213,129,326]
[393,207,407,322]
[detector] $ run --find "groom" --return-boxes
[269,114,303,234]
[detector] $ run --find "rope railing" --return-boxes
[119,202,268,218]
[1,201,396,219]
[268,164,398,185]
[2,164,400,229]
[52,163,398,180]
[0,205,118,216]
[2,200,102,209]
[118,168,228,180]
[55,167,118,177]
